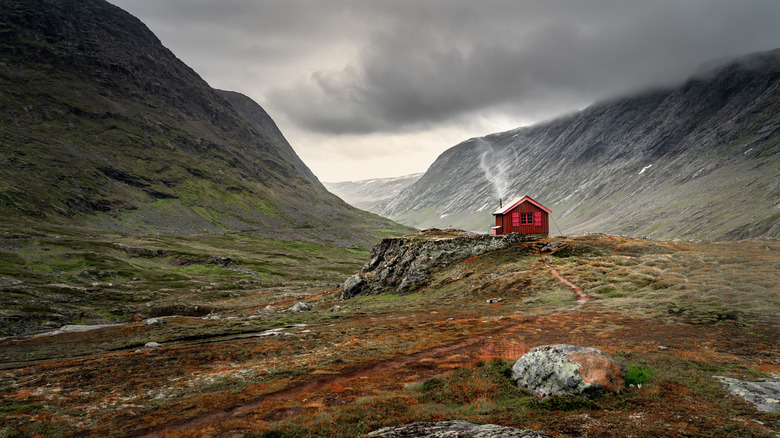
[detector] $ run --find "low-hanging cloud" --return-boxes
[264,0,780,135]
[111,0,780,180]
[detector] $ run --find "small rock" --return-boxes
[329,305,341,312]
[289,302,313,312]
[541,241,563,252]
[255,305,276,315]
[658,345,669,350]
[512,344,626,398]
[143,317,166,326]
[144,342,161,348]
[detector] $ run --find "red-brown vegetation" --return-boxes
[1,234,777,437]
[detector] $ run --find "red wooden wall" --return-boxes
[494,201,549,235]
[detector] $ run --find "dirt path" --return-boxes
[540,250,589,304]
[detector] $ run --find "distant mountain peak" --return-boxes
[381,48,780,240]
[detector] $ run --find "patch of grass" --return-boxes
[625,365,652,386]
[532,394,600,411]
[596,285,617,294]
[0,402,40,414]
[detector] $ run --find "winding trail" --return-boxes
[540,248,589,305]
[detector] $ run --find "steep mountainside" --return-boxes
[324,173,422,213]
[0,0,406,245]
[383,49,780,240]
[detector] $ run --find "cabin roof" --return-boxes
[492,195,551,215]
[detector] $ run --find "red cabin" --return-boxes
[491,195,550,236]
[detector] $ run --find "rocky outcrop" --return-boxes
[512,344,626,398]
[342,230,535,298]
[364,420,552,437]
[714,376,780,413]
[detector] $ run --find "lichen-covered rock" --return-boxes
[512,344,626,398]
[714,375,780,412]
[364,420,552,437]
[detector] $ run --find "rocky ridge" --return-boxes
[382,48,780,240]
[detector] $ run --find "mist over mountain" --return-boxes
[0,0,406,245]
[324,173,422,213]
[382,49,780,240]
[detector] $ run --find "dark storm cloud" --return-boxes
[263,0,780,134]
[112,0,780,136]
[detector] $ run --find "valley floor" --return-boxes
[1,234,778,437]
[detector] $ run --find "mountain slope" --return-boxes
[383,49,780,240]
[0,0,407,245]
[324,173,422,213]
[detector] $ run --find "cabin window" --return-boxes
[511,211,519,226]
[520,212,533,225]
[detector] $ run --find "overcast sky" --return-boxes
[110,0,780,182]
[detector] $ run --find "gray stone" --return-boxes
[540,242,564,252]
[512,344,626,398]
[255,305,276,314]
[144,342,161,348]
[364,420,552,437]
[289,302,313,312]
[329,305,341,312]
[714,376,780,412]
[342,274,365,299]
[143,317,166,326]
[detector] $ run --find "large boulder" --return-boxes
[512,344,626,398]
[364,420,552,437]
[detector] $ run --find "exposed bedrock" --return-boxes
[342,229,536,298]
